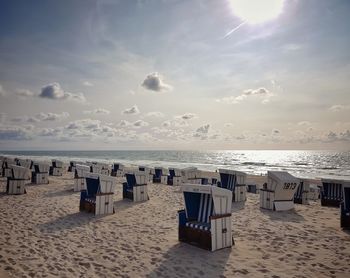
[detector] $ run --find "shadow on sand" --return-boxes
[37,212,96,233]
[260,208,305,223]
[146,243,231,278]
[113,198,147,212]
[44,187,76,198]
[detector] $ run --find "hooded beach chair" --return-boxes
[181,167,202,185]
[6,165,31,195]
[49,159,64,176]
[153,167,169,184]
[138,166,154,183]
[340,181,350,229]
[294,179,311,205]
[178,184,233,251]
[17,158,33,170]
[123,172,149,202]
[79,173,116,215]
[74,164,90,192]
[111,163,124,177]
[218,169,247,202]
[68,161,78,172]
[31,162,50,184]
[2,157,17,178]
[260,171,299,211]
[90,163,111,176]
[168,168,182,186]
[320,178,344,207]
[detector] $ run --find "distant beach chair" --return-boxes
[111,163,124,177]
[178,184,233,251]
[153,167,169,184]
[260,171,299,211]
[79,173,116,215]
[218,169,247,202]
[320,178,344,207]
[168,168,182,186]
[294,178,311,205]
[123,172,149,202]
[181,167,202,185]
[49,159,64,176]
[90,163,111,176]
[31,162,50,184]
[2,157,17,178]
[68,161,78,173]
[340,181,350,229]
[74,164,90,192]
[138,166,154,183]
[6,165,31,195]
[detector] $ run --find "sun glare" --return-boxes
[229,0,284,24]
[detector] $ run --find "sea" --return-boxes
[1,150,349,179]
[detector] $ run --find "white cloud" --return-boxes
[0,125,32,140]
[117,120,131,127]
[196,124,210,134]
[122,105,140,115]
[144,111,165,118]
[83,108,110,115]
[83,81,93,87]
[36,112,70,121]
[217,87,273,104]
[133,120,149,128]
[329,105,350,112]
[176,113,196,120]
[39,82,86,103]
[162,121,171,127]
[16,89,35,98]
[141,72,172,92]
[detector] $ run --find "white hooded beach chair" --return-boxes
[320,178,344,207]
[181,167,201,185]
[178,184,233,251]
[2,157,17,178]
[168,168,182,186]
[138,166,154,183]
[294,178,311,205]
[74,164,90,192]
[111,163,124,177]
[68,161,78,173]
[6,165,31,195]
[49,159,64,176]
[90,163,111,176]
[31,162,50,184]
[153,167,169,184]
[260,171,299,211]
[17,158,33,170]
[79,173,116,215]
[123,172,149,202]
[218,169,247,202]
[341,181,350,229]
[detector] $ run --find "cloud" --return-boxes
[83,108,110,115]
[217,87,273,104]
[323,130,350,142]
[0,125,32,140]
[10,116,40,123]
[36,112,70,121]
[144,111,164,118]
[224,123,234,127]
[117,120,131,127]
[176,113,196,120]
[162,121,171,127]
[196,124,210,134]
[83,81,93,87]
[329,105,350,112]
[133,120,149,128]
[16,89,35,98]
[122,105,140,115]
[39,82,86,103]
[141,72,172,92]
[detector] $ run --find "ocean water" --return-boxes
[1,150,349,179]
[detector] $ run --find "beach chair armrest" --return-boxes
[210,213,231,220]
[178,210,187,227]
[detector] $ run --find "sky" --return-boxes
[0,0,349,150]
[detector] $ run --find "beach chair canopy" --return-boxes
[17,159,33,169]
[9,165,31,179]
[219,169,247,191]
[75,164,90,178]
[169,168,181,178]
[33,162,50,173]
[3,157,16,168]
[84,173,116,196]
[182,184,232,222]
[52,159,63,168]
[321,178,344,200]
[267,171,299,201]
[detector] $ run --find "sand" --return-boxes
[0,173,349,278]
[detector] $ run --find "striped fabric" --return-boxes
[222,173,237,191]
[198,193,213,223]
[185,222,211,231]
[324,183,343,200]
[294,182,303,199]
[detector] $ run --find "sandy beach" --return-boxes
[0,173,349,278]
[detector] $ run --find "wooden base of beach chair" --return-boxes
[321,198,341,207]
[80,194,114,216]
[6,179,26,195]
[133,185,149,202]
[294,193,309,205]
[50,167,63,176]
[153,177,161,183]
[179,226,212,251]
[161,175,168,184]
[260,189,295,211]
[172,177,182,186]
[233,185,246,202]
[31,173,49,184]
[74,178,86,192]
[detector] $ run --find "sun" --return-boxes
[229,0,284,24]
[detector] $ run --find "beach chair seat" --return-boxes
[6,165,31,195]
[219,169,247,202]
[79,173,116,215]
[260,171,299,211]
[320,179,343,207]
[178,185,233,251]
[123,173,149,202]
[31,162,50,184]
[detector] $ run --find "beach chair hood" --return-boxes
[9,164,31,179]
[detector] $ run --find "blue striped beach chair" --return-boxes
[341,181,350,229]
[80,173,116,215]
[219,169,247,202]
[320,179,344,207]
[294,179,310,205]
[123,172,149,202]
[178,184,233,251]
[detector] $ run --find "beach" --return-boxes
[0,172,349,278]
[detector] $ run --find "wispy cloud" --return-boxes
[217,87,273,104]
[329,104,350,112]
[121,105,140,115]
[83,108,110,115]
